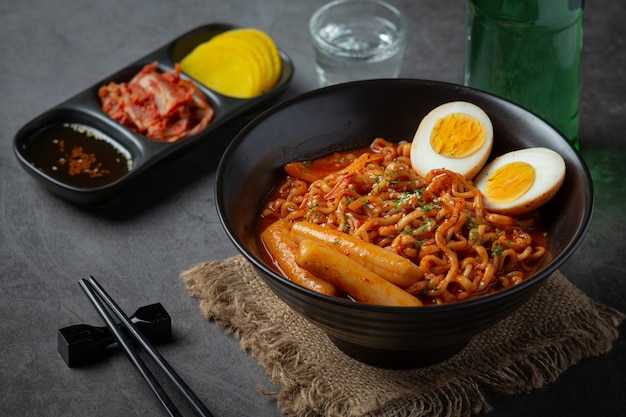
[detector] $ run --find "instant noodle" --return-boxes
[259,138,547,306]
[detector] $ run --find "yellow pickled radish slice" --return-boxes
[180,28,282,98]
[207,34,271,92]
[181,43,263,98]
[221,29,282,91]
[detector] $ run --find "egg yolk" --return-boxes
[430,113,486,158]
[484,162,536,204]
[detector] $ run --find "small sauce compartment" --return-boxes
[18,122,133,189]
[14,108,141,205]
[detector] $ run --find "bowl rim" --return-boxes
[216,78,595,313]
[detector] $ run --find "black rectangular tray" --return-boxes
[13,23,293,205]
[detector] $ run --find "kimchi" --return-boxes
[99,62,214,142]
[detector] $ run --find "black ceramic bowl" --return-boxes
[216,79,593,368]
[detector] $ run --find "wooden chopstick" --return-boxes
[79,276,214,417]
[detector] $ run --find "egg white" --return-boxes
[410,101,493,179]
[474,147,566,216]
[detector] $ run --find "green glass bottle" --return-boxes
[464,0,583,148]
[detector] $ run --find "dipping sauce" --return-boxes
[20,123,133,188]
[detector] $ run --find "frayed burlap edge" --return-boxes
[181,255,624,417]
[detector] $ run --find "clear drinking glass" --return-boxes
[310,0,408,87]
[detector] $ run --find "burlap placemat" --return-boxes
[181,255,624,417]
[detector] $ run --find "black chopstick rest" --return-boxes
[58,303,172,368]
[80,276,214,417]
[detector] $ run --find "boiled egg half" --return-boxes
[411,101,493,179]
[474,147,566,216]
